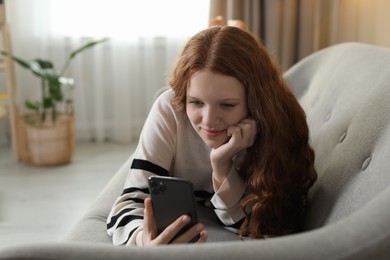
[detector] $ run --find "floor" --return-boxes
[0,141,136,247]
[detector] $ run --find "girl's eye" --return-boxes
[221,103,236,108]
[188,99,203,105]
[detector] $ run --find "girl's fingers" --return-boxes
[143,198,157,245]
[229,119,257,148]
[227,125,242,140]
[235,119,257,146]
[196,230,208,243]
[155,214,191,244]
[171,223,206,244]
[143,198,206,245]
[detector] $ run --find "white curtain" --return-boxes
[5,0,209,143]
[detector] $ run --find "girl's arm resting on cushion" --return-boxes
[107,90,176,246]
[106,180,149,246]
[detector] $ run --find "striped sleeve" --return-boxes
[106,90,176,246]
[106,159,170,246]
[106,185,147,246]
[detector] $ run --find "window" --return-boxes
[50,0,210,39]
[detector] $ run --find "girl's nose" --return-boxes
[202,106,218,126]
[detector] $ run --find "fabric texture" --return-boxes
[284,42,390,230]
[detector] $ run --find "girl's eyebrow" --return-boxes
[186,95,242,104]
[187,95,240,101]
[219,98,241,102]
[186,95,200,101]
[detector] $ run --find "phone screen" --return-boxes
[148,176,199,242]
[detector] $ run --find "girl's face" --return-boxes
[186,70,248,149]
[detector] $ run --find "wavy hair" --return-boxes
[169,26,317,238]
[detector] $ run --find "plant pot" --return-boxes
[18,113,75,166]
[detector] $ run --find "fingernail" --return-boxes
[182,215,190,222]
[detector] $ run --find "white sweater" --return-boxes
[107,89,246,246]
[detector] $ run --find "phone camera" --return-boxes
[158,181,167,193]
[150,180,166,195]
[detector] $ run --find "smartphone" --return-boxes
[148,176,199,242]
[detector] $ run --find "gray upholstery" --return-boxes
[1,42,389,259]
[285,43,390,232]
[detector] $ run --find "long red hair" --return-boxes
[169,26,317,238]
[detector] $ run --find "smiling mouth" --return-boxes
[203,129,224,137]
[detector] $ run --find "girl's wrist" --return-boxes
[211,160,233,186]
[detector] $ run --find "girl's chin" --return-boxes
[202,137,229,149]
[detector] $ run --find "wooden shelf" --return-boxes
[0,0,21,160]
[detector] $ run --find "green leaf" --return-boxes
[60,38,109,75]
[34,59,54,69]
[69,38,109,59]
[29,61,48,78]
[43,97,54,108]
[0,52,55,80]
[1,51,33,70]
[24,100,41,111]
[48,80,63,101]
[43,69,60,81]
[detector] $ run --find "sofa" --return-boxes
[1,42,389,259]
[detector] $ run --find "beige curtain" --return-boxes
[336,0,390,48]
[209,0,261,37]
[210,0,340,71]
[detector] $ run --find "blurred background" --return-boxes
[1,0,390,148]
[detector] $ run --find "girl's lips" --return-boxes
[203,129,224,137]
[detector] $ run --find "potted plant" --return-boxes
[1,38,108,166]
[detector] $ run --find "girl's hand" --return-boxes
[210,118,257,186]
[142,198,208,246]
